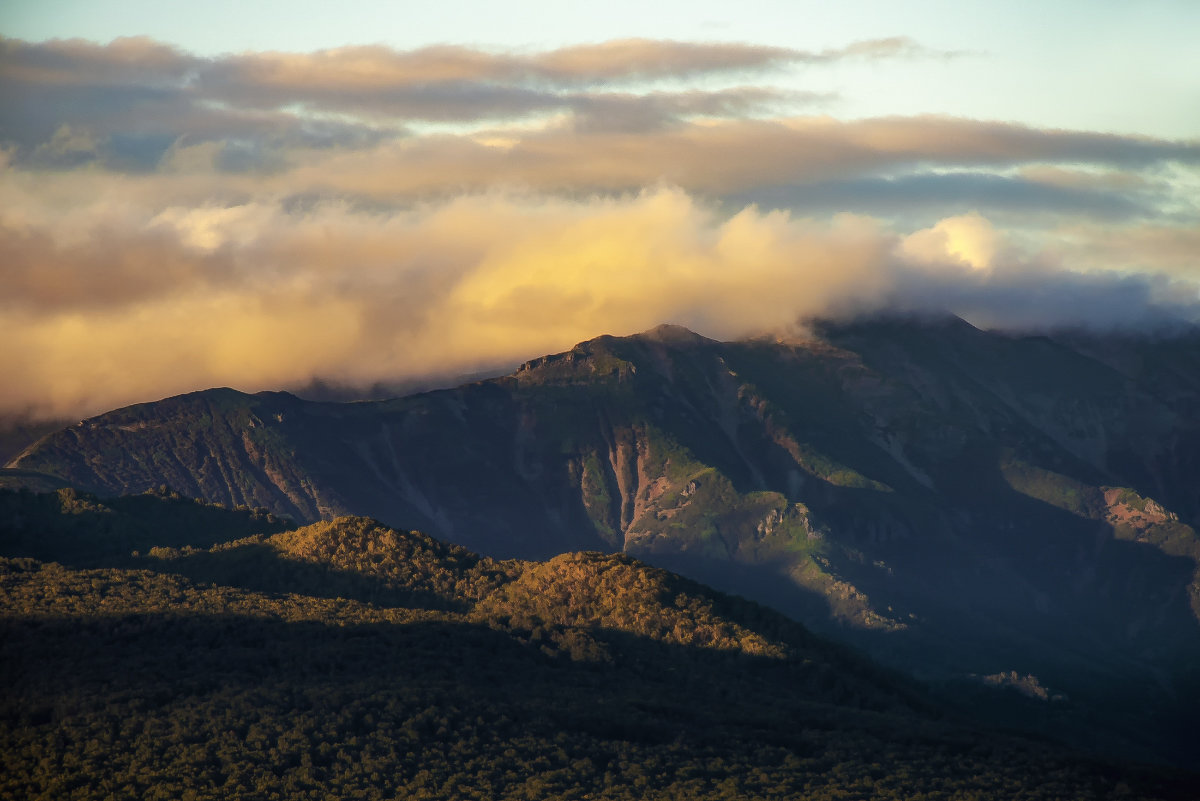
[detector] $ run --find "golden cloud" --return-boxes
[900,213,1001,270]
[0,187,896,418]
[4,176,1194,422]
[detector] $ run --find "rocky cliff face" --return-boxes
[11,316,1200,763]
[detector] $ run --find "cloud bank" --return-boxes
[1,36,1197,420]
[2,186,1196,420]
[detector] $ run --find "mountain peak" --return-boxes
[810,311,979,340]
[632,323,715,346]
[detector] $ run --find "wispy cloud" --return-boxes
[0,35,954,163]
[734,171,1154,220]
[317,116,1198,196]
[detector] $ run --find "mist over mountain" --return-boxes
[4,182,1198,423]
[11,315,1200,766]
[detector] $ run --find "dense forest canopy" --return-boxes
[1,487,1195,799]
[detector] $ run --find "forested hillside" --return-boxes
[3,488,1194,799]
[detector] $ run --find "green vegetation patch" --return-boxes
[998,457,1105,519]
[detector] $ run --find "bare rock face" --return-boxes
[11,316,1200,764]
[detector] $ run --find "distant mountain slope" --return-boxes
[10,317,1200,765]
[2,499,1194,799]
[0,417,69,466]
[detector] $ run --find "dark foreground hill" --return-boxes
[10,316,1200,765]
[1,489,1194,800]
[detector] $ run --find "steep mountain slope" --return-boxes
[0,417,68,466]
[11,317,1200,764]
[2,496,1194,799]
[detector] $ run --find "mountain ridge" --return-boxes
[9,317,1200,764]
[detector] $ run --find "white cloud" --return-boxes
[899,212,1001,270]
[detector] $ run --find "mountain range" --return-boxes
[7,315,1200,766]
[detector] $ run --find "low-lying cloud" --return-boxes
[2,186,1196,421]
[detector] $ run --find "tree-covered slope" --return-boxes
[2,493,1194,800]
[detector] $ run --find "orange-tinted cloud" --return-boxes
[1,184,1195,421]
[900,213,1001,270]
[0,188,888,418]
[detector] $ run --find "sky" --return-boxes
[1,0,1198,420]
